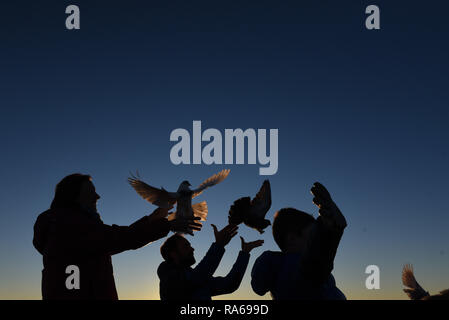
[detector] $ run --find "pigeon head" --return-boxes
[255,220,271,234]
[178,180,192,192]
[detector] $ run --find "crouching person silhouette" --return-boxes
[251,182,347,300]
[33,173,201,300]
[158,224,263,300]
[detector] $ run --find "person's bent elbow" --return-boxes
[251,278,268,296]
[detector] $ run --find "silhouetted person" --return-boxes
[251,182,347,299]
[157,224,263,300]
[33,173,201,299]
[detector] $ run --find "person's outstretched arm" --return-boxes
[103,208,202,255]
[33,207,202,257]
[211,237,263,296]
[186,224,238,285]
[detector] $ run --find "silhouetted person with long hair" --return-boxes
[251,182,347,299]
[33,173,201,299]
[157,224,263,300]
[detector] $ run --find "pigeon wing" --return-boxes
[128,175,178,209]
[192,169,230,198]
[249,180,272,219]
[192,201,208,222]
[402,264,429,300]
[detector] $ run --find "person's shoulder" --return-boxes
[157,261,169,278]
[157,261,179,279]
[36,208,54,218]
[255,250,283,263]
[37,207,80,219]
[261,250,282,257]
[39,208,102,229]
[34,208,56,225]
[252,251,282,285]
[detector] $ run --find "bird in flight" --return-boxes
[128,169,230,234]
[228,180,272,234]
[402,264,449,300]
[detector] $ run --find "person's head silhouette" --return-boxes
[51,173,100,213]
[160,234,195,267]
[272,208,315,253]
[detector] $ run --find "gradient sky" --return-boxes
[0,0,448,299]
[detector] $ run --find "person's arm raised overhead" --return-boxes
[186,224,238,285]
[302,182,346,284]
[311,182,347,230]
[211,237,264,296]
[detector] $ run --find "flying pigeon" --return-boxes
[402,264,449,300]
[228,180,271,234]
[402,264,430,300]
[128,169,230,233]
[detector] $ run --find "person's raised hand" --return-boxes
[240,236,264,253]
[311,182,333,208]
[211,224,238,247]
[169,217,202,236]
[311,182,346,228]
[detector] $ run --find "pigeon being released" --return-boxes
[228,180,271,234]
[128,169,230,233]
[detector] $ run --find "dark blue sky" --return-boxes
[1,0,448,299]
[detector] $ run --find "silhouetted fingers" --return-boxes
[226,225,239,234]
[311,182,332,201]
[312,196,326,207]
[150,207,169,219]
[318,207,333,219]
[229,230,238,239]
[186,218,202,226]
[240,236,245,245]
[211,224,218,234]
[222,224,237,232]
[188,223,202,231]
[250,240,264,247]
[312,182,327,192]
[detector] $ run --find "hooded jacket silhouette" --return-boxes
[33,206,170,299]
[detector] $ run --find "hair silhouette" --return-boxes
[272,208,315,251]
[50,173,91,209]
[160,233,185,262]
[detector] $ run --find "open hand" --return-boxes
[169,217,202,236]
[240,236,264,253]
[311,182,347,228]
[211,224,238,247]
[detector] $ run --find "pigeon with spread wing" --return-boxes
[128,169,230,234]
[228,180,271,234]
[402,264,449,300]
[402,264,430,300]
